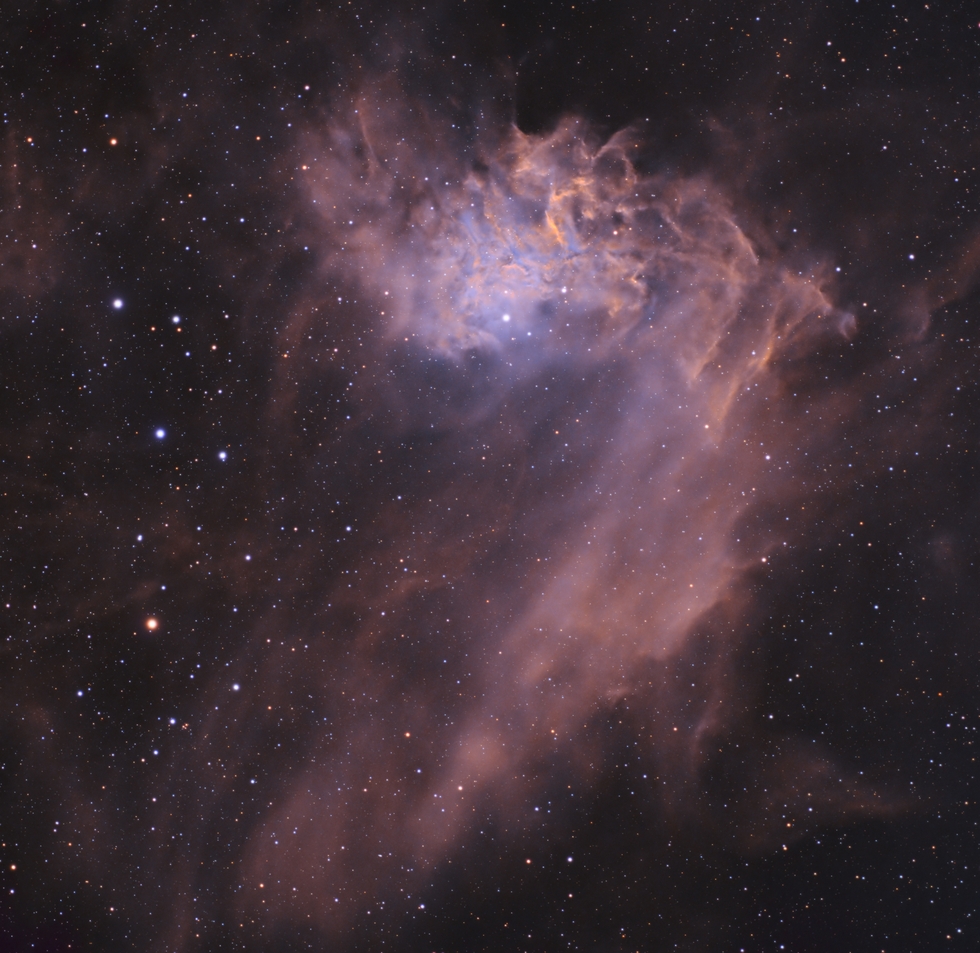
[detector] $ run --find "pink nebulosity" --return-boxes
[212,93,905,941]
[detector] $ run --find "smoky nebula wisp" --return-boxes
[185,97,911,943]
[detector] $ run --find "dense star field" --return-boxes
[3,1,980,951]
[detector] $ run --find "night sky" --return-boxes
[4,2,980,951]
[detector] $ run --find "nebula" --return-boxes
[194,95,905,944]
[4,4,980,952]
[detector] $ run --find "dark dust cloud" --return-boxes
[3,2,980,951]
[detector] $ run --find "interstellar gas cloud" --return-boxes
[3,3,980,952]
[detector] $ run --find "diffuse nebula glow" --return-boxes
[212,97,894,941]
[8,5,980,950]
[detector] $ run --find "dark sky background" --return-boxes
[3,1,980,951]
